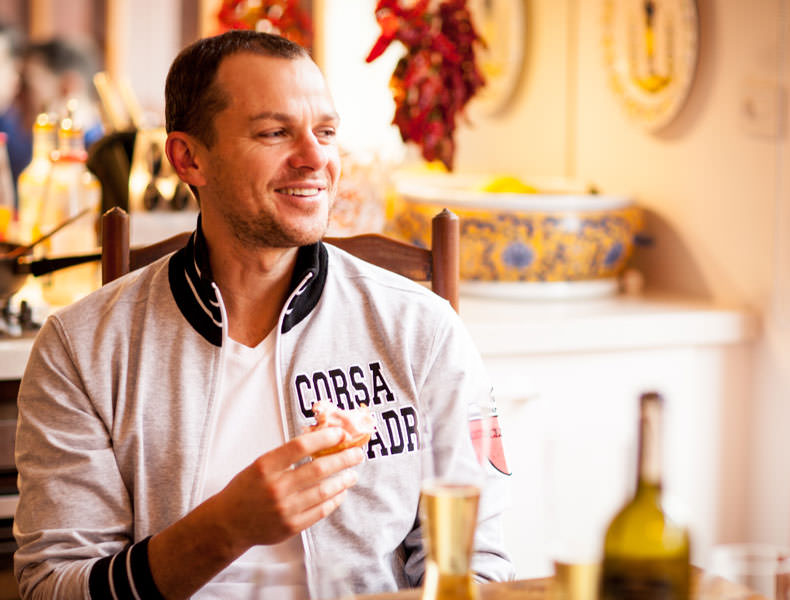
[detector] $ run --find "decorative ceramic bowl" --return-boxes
[390,174,644,289]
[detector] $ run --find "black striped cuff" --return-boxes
[88,536,165,600]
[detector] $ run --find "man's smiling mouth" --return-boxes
[276,187,323,196]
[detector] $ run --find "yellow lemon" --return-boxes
[479,175,538,194]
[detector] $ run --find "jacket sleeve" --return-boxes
[13,316,164,600]
[401,305,516,586]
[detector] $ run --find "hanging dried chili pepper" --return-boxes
[366,0,485,170]
[217,0,313,49]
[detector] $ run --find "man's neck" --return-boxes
[207,238,299,347]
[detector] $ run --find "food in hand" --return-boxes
[306,401,376,457]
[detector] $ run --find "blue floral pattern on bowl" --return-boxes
[391,203,644,282]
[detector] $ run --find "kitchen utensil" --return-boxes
[0,242,100,302]
[0,206,93,261]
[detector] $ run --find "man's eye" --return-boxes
[317,128,337,139]
[259,130,286,138]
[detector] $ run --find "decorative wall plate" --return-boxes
[602,0,699,131]
[467,0,527,116]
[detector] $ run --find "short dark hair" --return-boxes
[25,38,100,82]
[165,30,309,148]
[0,23,24,59]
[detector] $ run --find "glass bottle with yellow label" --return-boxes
[0,132,14,241]
[37,117,101,306]
[17,113,57,244]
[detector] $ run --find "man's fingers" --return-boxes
[291,463,358,513]
[285,445,365,493]
[219,440,364,547]
[266,428,368,473]
[263,447,363,522]
[248,454,360,539]
[288,489,350,533]
[251,437,364,507]
[266,427,347,470]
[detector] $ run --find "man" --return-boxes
[17,37,104,151]
[0,23,26,190]
[14,30,513,599]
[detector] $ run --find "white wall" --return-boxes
[452,0,790,549]
[576,0,790,549]
[456,0,571,178]
[316,0,405,164]
[107,0,182,121]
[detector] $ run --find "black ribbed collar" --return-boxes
[168,216,328,346]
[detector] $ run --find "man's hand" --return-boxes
[148,426,364,599]
[216,426,365,549]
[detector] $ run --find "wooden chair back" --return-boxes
[324,208,459,311]
[100,207,191,285]
[101,207,460,311]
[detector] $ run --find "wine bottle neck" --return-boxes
[636,394,663,488]
[31,115,56,160]
[32,133,55,159]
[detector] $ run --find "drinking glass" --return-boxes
[418,394,496,600]
[544,430,634,600]
[699,543,790,599]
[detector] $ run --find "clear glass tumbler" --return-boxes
[699,543,790,599]
[418,393,496,600]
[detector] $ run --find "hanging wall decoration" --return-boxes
[217,0,313,50]
[366,0,487,171]
[466,0,527,116]
[602,0,699,131]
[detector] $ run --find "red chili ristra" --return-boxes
[366,0,486,170]
[217,0,314,49]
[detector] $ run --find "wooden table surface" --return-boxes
[354,572,767,599]
[353,577,551,599]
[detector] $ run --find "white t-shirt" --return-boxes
[194,333,307,599]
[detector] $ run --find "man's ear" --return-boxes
[166,132,207,188]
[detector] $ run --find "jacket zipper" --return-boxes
[197,274,319,594]
[191,282,230,504]
[277,271,320,596]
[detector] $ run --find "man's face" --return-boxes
[197,53,341,249]
[20,55,60,117]
[0,38,19,113]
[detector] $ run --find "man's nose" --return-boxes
[289,132,329,171]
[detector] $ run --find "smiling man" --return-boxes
[13,31,513,599]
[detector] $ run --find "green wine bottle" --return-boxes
[600,392,691,600]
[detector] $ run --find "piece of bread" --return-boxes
[306,401,376,457]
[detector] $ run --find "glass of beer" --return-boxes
[418,394,498,600]
[545,428,633,600]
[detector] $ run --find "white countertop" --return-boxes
[0,293,760,381]
[459,292,759,356]
[0,337,36,381]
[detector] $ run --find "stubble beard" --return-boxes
[225,202,331,249]
[208,157,338,249]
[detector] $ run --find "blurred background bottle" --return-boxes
[16,112,56,244]
[37,115,100,306]
[600,392,691,599]
[0,132,15,241]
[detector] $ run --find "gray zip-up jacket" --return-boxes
[13,226,514,599]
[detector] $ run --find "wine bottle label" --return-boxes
[600,557,690,600]
[601,577,683,599]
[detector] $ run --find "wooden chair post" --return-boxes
[431,208,460,312]
[101,207,130,285]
